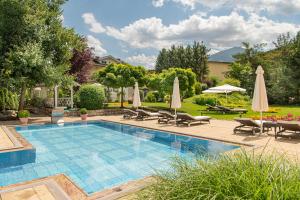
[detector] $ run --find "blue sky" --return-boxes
[62,0,300,69]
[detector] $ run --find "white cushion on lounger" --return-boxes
[254,120,267,126]
[148,112,160,116]
[194,116,210,120]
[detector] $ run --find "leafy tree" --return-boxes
[70,43,93,84]
[0,0,83,110]
[95,63,147,107]
[147,68,197,107]
[226,62,253,93]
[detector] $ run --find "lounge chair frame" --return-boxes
[123,109,138,119]
[136,109,161,121]
[158,111,175,124]
[234,118,262,135]
[176,113,211,126]
[275,121,300,139]
[217,105,248,114]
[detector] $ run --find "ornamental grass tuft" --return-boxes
[138,151,300,200]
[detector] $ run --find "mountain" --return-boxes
[209,47,244,63]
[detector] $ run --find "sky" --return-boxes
[62,0,300,69]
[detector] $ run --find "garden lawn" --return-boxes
[139,99,300,120]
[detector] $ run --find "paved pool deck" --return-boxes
[1,115,300,200]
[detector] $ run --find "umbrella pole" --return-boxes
[175,108,177,125]
[260,111,263,135]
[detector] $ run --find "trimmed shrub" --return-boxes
[145,91,157,102]
[77,84,105,110]
[18,110,30,118]
[194,82,202,95]
[194,95,217,106]
[139,151,300,200]
[194,93,250,107]
[79,108,88,114]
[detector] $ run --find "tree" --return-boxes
[154,41,209,82]
[95,63,147,107]
[0,0,83,110]
[147,68,197,107]
[70,44,93,84]
[155,48,169,72]
[226,62,253,94]
[191,41,209,82]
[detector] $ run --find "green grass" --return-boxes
[139,97,300,120]
[138,151,300,200]
[108,96,300,120]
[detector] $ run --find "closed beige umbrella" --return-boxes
[252,65,269,134]
[171,77,181,120]
[133,82,141,108]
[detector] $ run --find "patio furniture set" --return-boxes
[234,118,300,139]
[123,109,211,127]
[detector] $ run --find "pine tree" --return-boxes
[192,41,209,82]
[155,48,169,72]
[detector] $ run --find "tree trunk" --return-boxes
[18,83,26,111]
[120,87,124,108]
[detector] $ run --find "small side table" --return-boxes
[263,121,281,136]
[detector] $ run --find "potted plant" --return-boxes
[80,108,88,120]
[18,110,30,125]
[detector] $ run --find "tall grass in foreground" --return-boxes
[138,152,300,200]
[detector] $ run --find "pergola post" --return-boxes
[70,86,74,109]
[54,85,58,108]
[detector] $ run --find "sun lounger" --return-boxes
[176,113,211,126]
[123,109,138,119]
[158,111,175,124]
[234,118,264,135]
[217,105,247,114]
[276,121,300,139]
[136,109,161,120]
[204,104,223,113]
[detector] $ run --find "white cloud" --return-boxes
[152,0,165,7]
[152,0,300,14]
[82,13,106,33]
[104,12,300,50]
[126,54,157,69]
[86,35,107,56]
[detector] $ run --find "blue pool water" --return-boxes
[0,121,239,194]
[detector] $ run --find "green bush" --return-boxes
[194,93,250,107]
[139,151,300,200]
[194,95,217,106]
[30,96,44,108]
[194,82,202,95]
[77,84,105,110]
[18,110,30,118]
[221,78,241,87]
[145,91,157,102]
[79,108,88,114]
[0,88,19,110]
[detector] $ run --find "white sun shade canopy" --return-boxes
[204,84,246,94]
[171,77,181,109]
[252,66,269,112]
[133,82,141,108]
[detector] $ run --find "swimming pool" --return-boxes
[0,121,239,194]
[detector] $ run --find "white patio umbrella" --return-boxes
[171,77,181,120]
[133,82,141,108]
[252,65,269,134]
[202,84,246,103]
